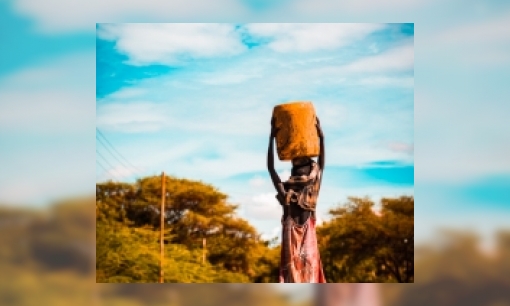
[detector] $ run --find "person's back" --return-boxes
[278,157,321,225]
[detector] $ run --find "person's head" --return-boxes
[291,157,313,176]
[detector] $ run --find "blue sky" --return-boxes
[95,23,414,239]
[0,0,509,255]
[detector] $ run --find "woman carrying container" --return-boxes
[267,101,326,283]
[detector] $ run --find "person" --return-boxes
[267,116,326,283]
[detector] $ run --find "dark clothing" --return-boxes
[275,161,322,212]
[281,202,312,226]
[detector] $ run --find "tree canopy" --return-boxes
[96,174,414,283]
[317,196,414,283]
[96,175,280,283]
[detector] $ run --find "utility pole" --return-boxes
[160,171,165,283]
[202,237,206,264]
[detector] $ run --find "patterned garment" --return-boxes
[276,160,326,283]
[281,161,321,212]
[279,215,326,283]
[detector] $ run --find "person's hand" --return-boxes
[270,116,279,137]
[316,117,324,138]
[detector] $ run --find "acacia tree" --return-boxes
[96,175,280,282]
[318,196,414,283]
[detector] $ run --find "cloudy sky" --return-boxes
[1,0,509,257]
[95,23,414,240]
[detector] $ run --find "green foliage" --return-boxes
[7,194,510,305]
[96,175,414,283]
[318,196,414,283]
[96,175,277,283]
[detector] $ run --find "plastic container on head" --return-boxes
[272,101,319,161]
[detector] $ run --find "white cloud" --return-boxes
[289,0,432,17]
[96,81,273,136]
[357,76,414,88]
[260,226,281,240]
[371,205,382,216]
[422,11,510,66]
[0,91,90,132]
[431,11,510,46]
[278,170,291,181]
[275,43,414,84]
[96,139,206,182]
[271,226,280,237]
[341,0,429,11]
[245,23,386,53]
[97,165,139,182]
[406,13,510,183]
[107,88,147,100]
[0,52,97,204]
[341,42,414,73]
[249,176,266,187]
[94,67,413,178]
[244,192,282,220]
[97,23,247,66]
[96,101,271,136]
[121,140,268,181]
[0,52,94,133]
[13,0,248,33]
[92,23,413,182]
[0,136,95,205]
[416,135,510,183]
[414,89,510,183]
[94,29,413,141]
[96,102,169,133]
[199,72,262,85]
[314,102,350,132]
[325,142,414,167]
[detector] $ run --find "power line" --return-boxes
[96,158,127,181]
[96,160,109,174]
[96,149,116,170]
[96,128,144,174]
[96,157,118,182]
[96,135,133,171]
[96,159,122,180]
[96,136,140,174]
[96,149,132,181]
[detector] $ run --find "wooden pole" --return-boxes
[202,238,206,264]
[160,171,165,283]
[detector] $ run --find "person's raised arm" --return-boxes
[315,117,325,192]
[268,117,285,197]
[316,117,325,171]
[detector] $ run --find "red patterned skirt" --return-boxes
[279,215,326,283]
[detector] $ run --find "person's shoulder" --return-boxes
[312,160,321,171]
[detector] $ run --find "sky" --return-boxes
[95,23,415,241]
[0,0,509,264]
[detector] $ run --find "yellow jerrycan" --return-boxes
[272,101,319,161]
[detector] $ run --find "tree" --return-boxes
[317,196,414,283]
[96,175,280,282]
